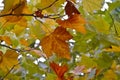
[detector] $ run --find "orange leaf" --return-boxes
[57,14,86,34]
[40,27,72,59]
[65,0,80,17]
[0,36,12,45]
[50,62,68,80]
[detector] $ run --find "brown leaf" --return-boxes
[50,61,68,80]
[40,27,72,59]
[57,14,86,34]
[0,50,19,72]
[65,0,80,17]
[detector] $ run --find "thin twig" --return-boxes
[0,63,20,80]
[0,13,34,17]
[41,0,59,10]
[0,44,30,52]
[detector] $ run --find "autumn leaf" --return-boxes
[50,61,68,80]
[41,19,58,35]
[0,36,12,45]
[82,0,104,13]
[0,50,19,72]
[0,0,29,27]
[36,0,64,13]
[89,15,110,34]
[102,70,117,80]
[104,45,120,52]
[65,0,80,17]
[57,14,86,34]
[1,0,27,21]
[40,27,72,59]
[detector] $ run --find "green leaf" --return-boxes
[73,32,98,53]
[95,53,113,69]
[30,21,45,39]
[108,1,120,12]
[89,15,110,34]
[35,0,65,13]
[82,0,104,13]
[79,55,97,68]
[46,73,57,80]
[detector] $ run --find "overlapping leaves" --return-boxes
[0,50,19,72]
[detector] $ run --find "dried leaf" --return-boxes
[50,62,68,80]
[57,14,86,34]
[41,27,72,59]
[65,0,80,17]
[0,50,19,72]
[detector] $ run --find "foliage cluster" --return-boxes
[0,0,120,80]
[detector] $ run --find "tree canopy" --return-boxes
[0,0,120,80]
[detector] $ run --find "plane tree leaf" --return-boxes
[40,27,73,59]
[57,14,86,34]
[82,0,104,13]
[104,45,120,52]
[0,50,19,72]
[50,61,68,80]
[65,0,80,17]
[89,15,110,34]
[35,0,64,13]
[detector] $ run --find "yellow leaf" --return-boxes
[41,19,58,35]
[0,0,29,27]
[89,15,110,34]
[79,55,97,69]
[57,14,86,34]
[2,0,19,13]
[0,50,19,72]
[104,45,120,52]
[37,0,65,13]
[102,70,117,80]
[82,0,104,13]
[0,36,12,45]
[41,27,73,59]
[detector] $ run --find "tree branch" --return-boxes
[0,44,30,52]
[0,13,34,17]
